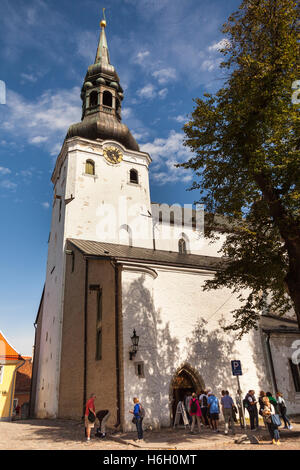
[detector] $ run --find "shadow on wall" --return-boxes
[185,317,240,394]
[122,274,180,427]
[122,275,269,427]
[249,328,272,394]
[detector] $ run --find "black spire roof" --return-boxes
[66,14,139,151]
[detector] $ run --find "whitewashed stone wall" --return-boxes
[35,160,68,418]
[121,264,270,430]
[269,334,300,414]
[35,136,153,417]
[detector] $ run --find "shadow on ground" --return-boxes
[10,418,300,448]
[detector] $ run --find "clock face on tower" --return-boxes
[103,146,123,164]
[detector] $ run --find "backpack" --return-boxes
[243,398,249,409]
[139,404,145,418]
[190,399,198,413]
[202,395,208,407]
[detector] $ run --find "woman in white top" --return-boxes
[276,392,293,429]
[262,396,281,445]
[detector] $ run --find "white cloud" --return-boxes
[141,130,193,185]
[173,114,188,123]
[0,166,11,175]
[0,87,81,156]
[0,179,17,190]
[158,88,168,99]
[30,136,48,144]
[136,85,168,101]
[208,38,231,52]
[152,67,177,84]
[137,83,156,100]
[20,73,38,83]
[134,50,150,65]
[201,58,221,72]
[41,202,50,209]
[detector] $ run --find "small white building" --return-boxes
[30,17,300,429]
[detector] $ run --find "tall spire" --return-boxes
[66,10,139,151]
[95,8,110,65]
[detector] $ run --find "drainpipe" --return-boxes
[263,330,278,393]
[83,258,89,418]
[8,357,25,420]
[28,324,37,418]
[114,261,121,428]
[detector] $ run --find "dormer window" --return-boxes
[85,159,95,175]
[89,91,98,108]
[103,90,112,107]
[130,169,138,184]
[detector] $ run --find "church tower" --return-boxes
[34,13,153,418]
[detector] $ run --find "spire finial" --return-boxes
[100,7,106,28]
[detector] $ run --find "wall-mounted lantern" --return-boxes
[129,329,139,360]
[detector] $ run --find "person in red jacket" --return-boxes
[189,392,202,433]
[84,393,96,442]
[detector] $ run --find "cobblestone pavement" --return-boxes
[0,418,299,450]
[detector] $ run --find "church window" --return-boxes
[159,211,163,223]
[116,98,120,114]
[170,211,174,226]
[89,91,98,108]
[59,199,62,222]
[103,90,113,107]
[96,288,103,360]
[96,329,102,360]
[135,362,145,378]
[289,359,300,392]
[85,159,95,175]
[178,238,187,254]
[97,289,102,323]
[0,366,4,384]
[130,169,138,184]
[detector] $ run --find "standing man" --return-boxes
[129,397,144,442]
[199,390,209,427]
[244,390,258,430]
[221,391,235,435]
[207,391,220,432]
[84,393,96,442]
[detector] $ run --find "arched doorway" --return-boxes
[170,365,204,425]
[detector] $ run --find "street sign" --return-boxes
[231,360,242,376]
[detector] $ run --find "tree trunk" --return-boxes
[253,171,300,328]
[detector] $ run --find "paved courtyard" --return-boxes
[0,417,300,451]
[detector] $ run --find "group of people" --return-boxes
[84,393,111,442]
[84,388,293,446]
[84,394,145,443]
[183,390,236,435]
[243,389,292,445]
[182,388,292,445]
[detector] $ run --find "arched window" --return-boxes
[178,238,187,254]
[159,211,163,224]
[170,211,174,226]
[116,98,120,114]
[85,159,95,175]
[130,169,138,184]
[89,91,98,108]
[103,90,113,107]
[119,224,133,246]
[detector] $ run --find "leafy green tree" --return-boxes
[178,0,300,336]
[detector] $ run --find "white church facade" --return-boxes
[30,16,300,430]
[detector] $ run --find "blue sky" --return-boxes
[0,0,241,356]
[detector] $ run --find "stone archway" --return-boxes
[169,364,205,425]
